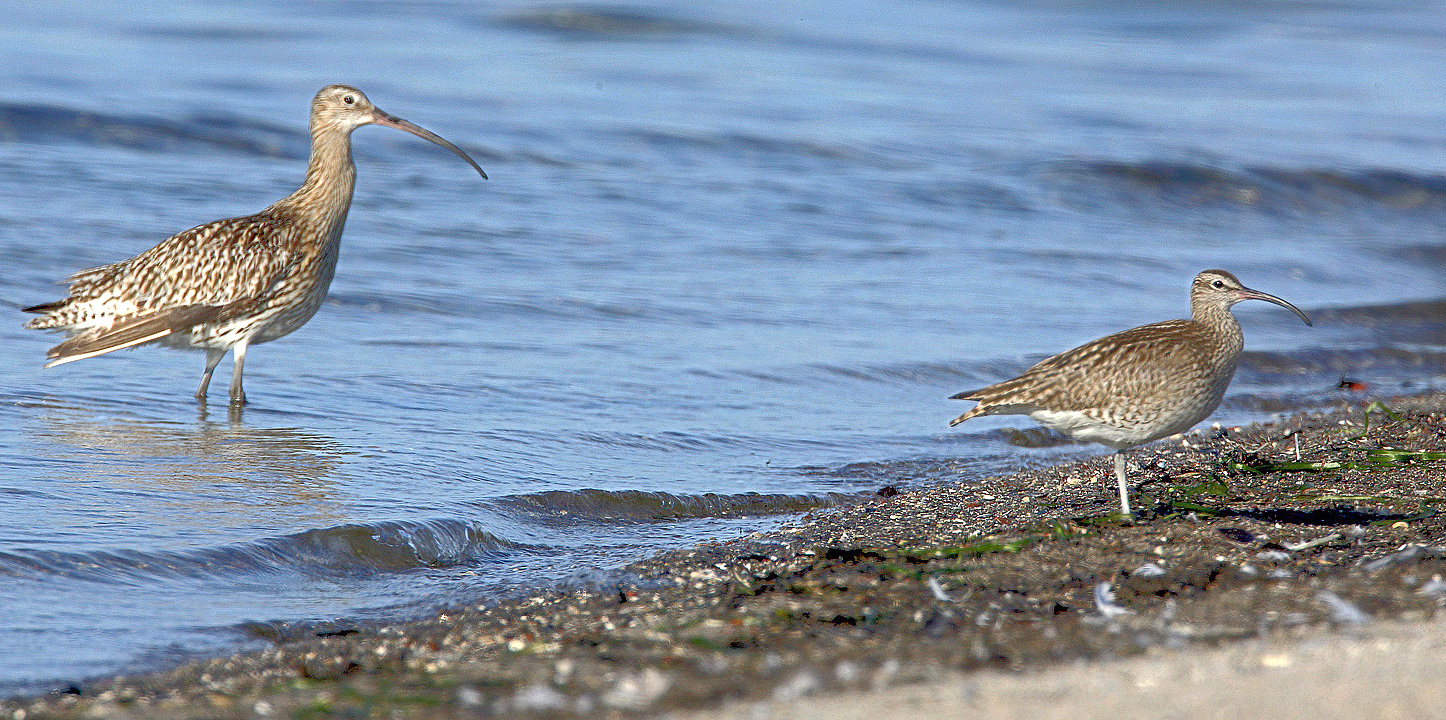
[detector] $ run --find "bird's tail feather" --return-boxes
[45,329,174,367]
[947,409,978,427]
[41,305,223,367]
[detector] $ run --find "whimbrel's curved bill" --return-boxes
[1234,285,1312,326]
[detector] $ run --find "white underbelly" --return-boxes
[1029,401,1217,450]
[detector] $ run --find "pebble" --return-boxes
[512,682,567,712]
[600,669,671,709]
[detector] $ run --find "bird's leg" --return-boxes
[196,348,226,402]
[1113,451,1133,517]
[229,339,249,406]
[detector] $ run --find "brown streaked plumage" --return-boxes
[949,270,1312,516]
[23,84,487,405]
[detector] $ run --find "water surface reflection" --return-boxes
[33,402,351,536]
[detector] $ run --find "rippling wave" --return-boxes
[0,101,300,156]
[0,519,523,583]
[1247,346,1446,378]
[496,5,742,39]
[1312,300,1446,345]
[1052,159,1446,214]
[488,488,856,525]
[619,127,896,166]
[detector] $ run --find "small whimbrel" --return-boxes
[948,270,1312,516]
[24,84,486,405]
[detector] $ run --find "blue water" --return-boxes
[0,0,1444,695]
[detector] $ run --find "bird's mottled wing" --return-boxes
[25,211,304,367]
[953,320,1215,417]
[74,212,300,308]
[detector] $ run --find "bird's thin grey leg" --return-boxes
[196,348,226,402]
[1114,451,1132,517]
[229,339,249,406]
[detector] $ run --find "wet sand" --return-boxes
[6,392,1445,720]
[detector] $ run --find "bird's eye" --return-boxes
[1211,280,1224,289]
[343,95,356,105]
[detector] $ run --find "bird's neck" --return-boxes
[274,125,358,231]
[1191,300,1245,357]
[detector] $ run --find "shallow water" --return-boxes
[0,0,1443,695]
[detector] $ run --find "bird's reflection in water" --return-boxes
[36,401,352,535]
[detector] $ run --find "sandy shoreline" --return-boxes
[6,392,1446,720]
[679,612,1446,720]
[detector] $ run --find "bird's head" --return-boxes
[310,84,487,179]
[1192,269,1311,326]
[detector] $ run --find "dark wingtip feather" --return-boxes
[21,301,65,315]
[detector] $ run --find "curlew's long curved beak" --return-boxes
[370,109,488,180]
[1237,287,1312,327]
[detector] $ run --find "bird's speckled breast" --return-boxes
[252,227,344,343]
